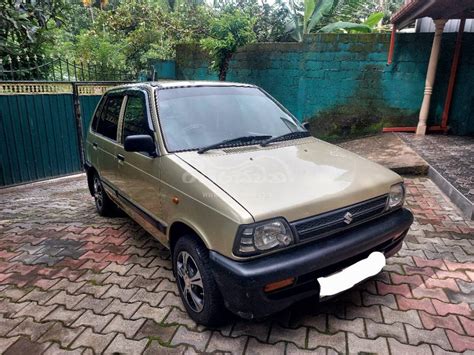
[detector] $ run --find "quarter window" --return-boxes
[96,95,123,141]
[122,94,153,140]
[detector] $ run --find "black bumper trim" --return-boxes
[209,208,413,319]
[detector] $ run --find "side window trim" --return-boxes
[116,95,128,144]
[120,89,158,157]
[126,89,155,133]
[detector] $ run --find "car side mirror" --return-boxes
[124,135,157,156]
[302,121,310,130]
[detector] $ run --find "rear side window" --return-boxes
[90,97,106,132]
[96,95,123,141]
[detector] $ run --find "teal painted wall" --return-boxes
[176,33,474,139]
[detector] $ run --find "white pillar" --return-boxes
[416,19,447,135]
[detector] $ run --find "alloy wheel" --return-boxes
[176,251,205,313]
[93,176,104,210]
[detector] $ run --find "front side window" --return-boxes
[156,86,305,152]
[122,94,153,141]
[96,94,123,141]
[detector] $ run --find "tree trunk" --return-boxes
[218,53,233,81]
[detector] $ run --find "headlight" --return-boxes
[387,183,405,210]
[234,218,294,256]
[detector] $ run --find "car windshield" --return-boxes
[156,86,306,152]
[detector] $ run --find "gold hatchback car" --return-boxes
[85,81,413,325]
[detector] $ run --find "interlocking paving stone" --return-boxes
[0,316,23,337]
[7,317,54,341]
[286,343,326,355]
[70,328,116,353]
[101,298,142,320]
[102,314,145,339]
[1,175,473,354]
[328,316,365,338]
[143,341,187,355]
[13,302,56,322]
[170,325,212,352]
[206,332,247,354]
[45,291,86,309]
[0,299,29,317]
[131,303,170,323]
[104,333,148,354]
[72,295,113,313]
[245,338,285,355]
[388,338,432,355]
[38,322,86,348]
[446,329,474,352]
[268,324,307,348]
[3,337,49,355]
[43,306,84,326]
[71,310,114,333]
[307,330,346,353]
[134,319,177,342]
[43,343,87,355]
[365,320,407,343]
[231,320,271,343]
[347,333,389,354]
[380,306,423,328]
[405,324,452,350]
[0,337,20,353]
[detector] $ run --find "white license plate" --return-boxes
[318,252,386,298]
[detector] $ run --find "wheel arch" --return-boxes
[168,220,209,255]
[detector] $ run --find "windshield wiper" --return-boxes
[261,131,311,147]
[198,135,272,154]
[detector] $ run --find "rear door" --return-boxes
[115,89,163,222]
[94,92,125,189]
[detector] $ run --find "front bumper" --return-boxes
[209,208,413,319]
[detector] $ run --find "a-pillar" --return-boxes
[416,19,447,135]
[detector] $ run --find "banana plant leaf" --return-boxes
[305,0,334,33]
[364,12,384,28]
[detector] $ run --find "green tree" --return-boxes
[200,8,256,81]
[0,0,68,58]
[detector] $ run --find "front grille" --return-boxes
[292,195,388,242]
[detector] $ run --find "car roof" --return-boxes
[108,80,256,92]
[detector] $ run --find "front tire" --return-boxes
[173,236,229,326]
[92,173,116,217]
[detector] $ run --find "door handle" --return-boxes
[117,154,125,161]
[92,142,98,150]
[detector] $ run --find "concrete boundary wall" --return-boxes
[175,33,474,140]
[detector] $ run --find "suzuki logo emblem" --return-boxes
[344,212,353,225]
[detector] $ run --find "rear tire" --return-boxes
[92,173,116,217]
[173,235,229,326]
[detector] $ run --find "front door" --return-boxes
[114,90,163,229]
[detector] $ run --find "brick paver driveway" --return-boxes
[0,175,473,354]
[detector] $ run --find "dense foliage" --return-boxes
[0,0,67,57]
[0,0,404,80]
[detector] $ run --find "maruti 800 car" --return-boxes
[84,81,413,325]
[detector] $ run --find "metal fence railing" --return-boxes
[0,55,137,82]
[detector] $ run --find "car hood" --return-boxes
[175,137,401,222]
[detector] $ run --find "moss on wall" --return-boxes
[307,63,419,142]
